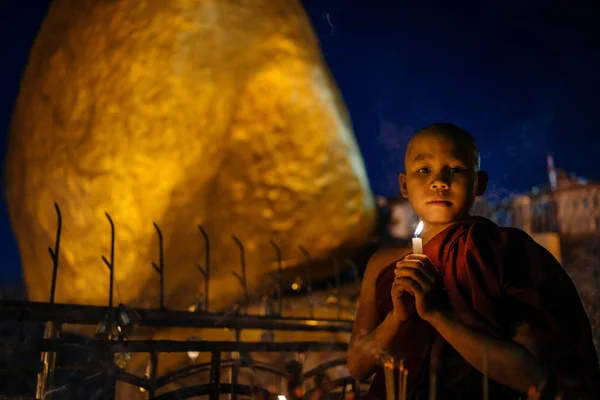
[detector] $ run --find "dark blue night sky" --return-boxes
[1,0,599,284]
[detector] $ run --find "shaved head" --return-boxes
[400,122,488,227]
[407,122,481,170]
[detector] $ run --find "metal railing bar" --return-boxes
[153,383,271,400]
[0,300,353,332]
[156,359,289,388]
[10,339,349,354]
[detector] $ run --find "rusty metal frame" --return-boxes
[3,203,361,399]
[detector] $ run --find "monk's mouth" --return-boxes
[427,200,452,206]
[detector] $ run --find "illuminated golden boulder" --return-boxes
[4,0,375,311]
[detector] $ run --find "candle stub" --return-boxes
[412,221,424,254]
[412,237,423,254]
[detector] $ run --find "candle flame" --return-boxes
[414,221,424,237]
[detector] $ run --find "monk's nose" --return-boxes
[430,174,450,190]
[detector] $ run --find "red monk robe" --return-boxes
[366,217,600,400]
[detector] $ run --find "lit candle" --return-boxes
[401,368,408,400]
[398,361,404,400]
[384,359,395,400]
[429,347,439,400]
[412,221,424,254]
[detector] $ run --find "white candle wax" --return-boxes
[412,237,423,254]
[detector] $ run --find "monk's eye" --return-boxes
[450,167,467,173]
[417,168,430,174]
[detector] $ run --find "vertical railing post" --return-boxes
[48,203,62,304]
[101,213,116,310]
[36,321,61,400]
[36,203,63,400]
[269,240,284,316]
[210,351,221,400]
[151,223,165,309]
[352,377,361,399]
[146,351,158,399]
[229,329,241,400]
[298,246,314,318]
[231,236,248,313]
[341,377,348,399]
[332,255,342,319]
[197,226,210,311]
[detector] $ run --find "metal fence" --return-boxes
[0,300,363,399]
[0,203,366,399]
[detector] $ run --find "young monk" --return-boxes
[347,123,600,399]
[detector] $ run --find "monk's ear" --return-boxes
[476,171,488,196]
[399,173,409,199]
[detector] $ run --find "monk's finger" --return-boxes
[393,277,409,289]
[405,254,438,276]
[391,284,406,296]
[395,261,435,283]
[393,277,414,294]
[396,277,424,296]
[395,266,432,289]
[396,259,427,272]
[395,268,435,289]
[396,259,433,275]
[392,282,412,296]
[397,257,430,269]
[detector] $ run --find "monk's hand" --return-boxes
[390,267,416,322]
[394,254,444,321]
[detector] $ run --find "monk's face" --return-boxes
[399,132,487,226]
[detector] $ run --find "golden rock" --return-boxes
[4,0,375,311]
